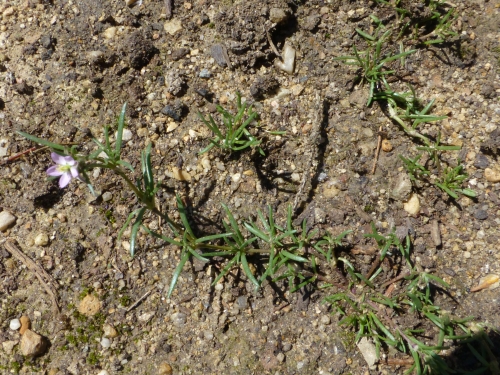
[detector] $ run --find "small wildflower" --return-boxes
[46,152,80,188]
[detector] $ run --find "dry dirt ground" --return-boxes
[1,0,500,374]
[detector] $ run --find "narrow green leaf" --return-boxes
[176,195,194,238]
[356,28,375,41]
[130,207,147,257]
[117,208,142,243]
[241,254,260,289]
[17,131,66,151]
[188,247,209,262]
[281,250,308,262]
[167,250,190,297]
[195,233,233,244]
[115,102,127,156]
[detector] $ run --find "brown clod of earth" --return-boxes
[78,294,102,316]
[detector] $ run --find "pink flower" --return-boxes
[46,152,80,188]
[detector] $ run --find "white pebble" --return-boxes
[275,43,296,74]
[34,233,49,246]
[116,128,133,142]
[0,211,16,232]
[403,193,420,215]
[100,337,111,348]
[231,173,241,183]
[9,319,21,330]
[103,27,117,39]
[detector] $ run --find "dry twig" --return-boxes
[165,0,172,19]
[3,240,60,314]
[371,126,383,174]
[126,287,154,313]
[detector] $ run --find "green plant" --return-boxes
[198,92,263,155]
[435,163,476,199]
[324,226,481,375]
[365,223,412,266]
[335,24,416,106]
[400,154,476,199]
[400,154,430,182]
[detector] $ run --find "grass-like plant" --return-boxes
[400,154,476,199]
[434,163,477,199]
[335,22,416,106]
[198,92,263,155]
[324,224,489,375]
[19,102,483,375]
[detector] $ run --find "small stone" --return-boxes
[100,337,111,348]
[214,283,224,291]
[161,104,183,121]
[237,295,248,309]
[171,167,191,181]
[138,311,155,322]
[102,191,113,202]
[97,370,110,375]
[20,329,46,357]
[20,316,31,334]
[164,19,182,35]
[231,173,241,183]
[87,50,105,65]
[199,69,211,78]
[158,363,173,375]
[474,209,488,220]
[391,174,412,201]
[3,7,15,17]
[2,340,17,355]
[403,193,420,215]
[170,312,187,327]
[464,251,471,259]
[103,27,117,39]
[302,15,320,31]
[0,211,16,231]
[291,84,304,96]
[275,43,295,74]
[166,122,179,132]
[211,44,231,68]
[320,315,331,325]
[282,342,292,352]
[170,48,189,61]
[34,233,49,246]
[276,353,285,363]
[484,168,500,182]
[0,138,9,157]
[118,128,133,142]
[9,319,21,330]
[357,337,377,367]
[474,153,489,169]
[381,139,393,152]
[203,330,214,340]
[103,324,118,338]
[430,220,441,247]
[269,8,289,24]
[78,295,102,316]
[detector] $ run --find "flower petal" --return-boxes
[47,165,64,177]
[61,155,77,166]
[51,152,66,164]
[70,166,79,178]
[58,173,72,188]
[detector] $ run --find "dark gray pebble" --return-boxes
[474,209,488,220]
